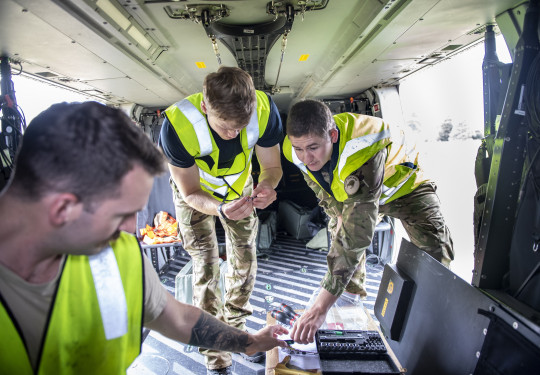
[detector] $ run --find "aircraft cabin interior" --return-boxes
[1,0,539,374]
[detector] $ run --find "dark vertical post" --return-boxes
[1,56,19,137]
[473,0,540,288]
[0,56,21,186]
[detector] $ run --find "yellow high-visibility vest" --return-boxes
[165,91,271,201]
[0,232,144,374]
[283,112,426,203]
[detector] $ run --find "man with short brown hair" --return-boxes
[283,99,454,345]
[159,66,284,374]
[0,101,287,374]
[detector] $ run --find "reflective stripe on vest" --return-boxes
[285,113,426,204]
[176,99,213,156]
[201,182,228,197]
[380,168,417,205]
[88,246,128,340]
[0,232,143,374]
[176,98,260,157]
[378,129,424,204]
[288,128,391,185]
[166,91,271,200]
[176,97,260,197]
[198,147,255,195]
[283,113,392,202]
[336,128,391,182]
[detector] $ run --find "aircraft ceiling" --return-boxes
[0,0,527,113]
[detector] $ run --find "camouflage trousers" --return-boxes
[171,180,258,370]
[318,150,454,297]
[344,182,454,296]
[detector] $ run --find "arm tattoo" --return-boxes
[188,311,251,352]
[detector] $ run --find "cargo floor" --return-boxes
[128,231,384,375]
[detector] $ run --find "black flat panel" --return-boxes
[382,240,494,375]
[375,264,414,341]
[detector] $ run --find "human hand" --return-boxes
[250,180,277,209]
[290,306,327,344]
[221,196,254,221]
[244,324,289,355]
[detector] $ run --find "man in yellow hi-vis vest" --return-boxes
[159,66,283,374]
[0,102,287,375]
[282,100,454,344]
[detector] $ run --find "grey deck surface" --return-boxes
[129,232,384,375]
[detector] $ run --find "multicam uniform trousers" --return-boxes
[171,178,258,370]
[307,149,454,297]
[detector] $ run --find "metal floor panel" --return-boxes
[129,232,384,375]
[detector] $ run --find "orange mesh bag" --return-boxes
[140,211,180,245]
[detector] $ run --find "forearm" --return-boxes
[182,189,221,216]
[255,144,282,190]
[290,288,338,344]
[311,288,339,316]
[188,310,251,352]
[258,166,282,189]
[321,198,378,296]
[148,293,287,354]
[169,163,221,216]
[147,294,250,352]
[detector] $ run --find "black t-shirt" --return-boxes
[159,93,283,169]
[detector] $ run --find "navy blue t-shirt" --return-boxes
[159,93,283,169]
[308,129,341,198]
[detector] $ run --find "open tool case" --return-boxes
[315,330,401,374]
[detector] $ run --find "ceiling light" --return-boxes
[127,26,152,50]
[96,0,131,30]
